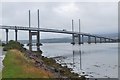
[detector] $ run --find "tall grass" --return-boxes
[2,49,54,78]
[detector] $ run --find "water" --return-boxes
[0,47,4,71]
[25,43,118,78]
[0,47,5,79]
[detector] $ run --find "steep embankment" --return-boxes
[2,49,54,78]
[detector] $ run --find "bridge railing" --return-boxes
[0,25,115,40]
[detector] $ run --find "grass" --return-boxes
[2,49,54,78]
[0,71,2,79]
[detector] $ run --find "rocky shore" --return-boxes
[24,50,81,78]
[2,40,86,79]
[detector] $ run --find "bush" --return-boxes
[2,43,6,46]
[3,40,25,52]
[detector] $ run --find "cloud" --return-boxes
[1,0,119,2]
[1,2,118,40]
[53,3,79,16]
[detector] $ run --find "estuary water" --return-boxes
[25,43,118,78]
[0,47,5,79]
[0,47,4,70]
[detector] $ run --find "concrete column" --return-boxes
[100,38,102,43]
[28,10,32,51]
[88,36,91,44]
[71,19,75,45]
[15,29,18,41]
[37,31,40,51]
[95,37,96,44]
[104,38,106,43]
[29,30,32,51]
[71,34,75,45]
[78,35,81,45]
[109,39,111,42]
[6,29,8,44]
[37,9,40,51]
[82,35,84,44]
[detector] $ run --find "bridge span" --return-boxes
[0,9,117,51]
[0,25,116,44]
[0,25,113,39]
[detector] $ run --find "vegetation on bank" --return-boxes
[2,49,54,78]
[3,40,25,52]
[2,40,85,79]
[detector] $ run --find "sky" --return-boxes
[0,0,118,40]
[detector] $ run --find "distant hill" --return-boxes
[18,37,72,44]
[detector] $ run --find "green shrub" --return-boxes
[2,43,6,46]
[3,40,24,52]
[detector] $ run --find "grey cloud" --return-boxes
[1,2,118,40]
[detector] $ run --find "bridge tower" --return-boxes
[71,19,82,45]
[71,19,75,45]
[78,19,81,45]
[29,10,40,51]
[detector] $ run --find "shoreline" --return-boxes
[0,47,4,80]
[2,41,85,79]
[2,49,84,78]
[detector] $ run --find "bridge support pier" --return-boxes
[78,35,81,45]
[37,31,40,51]
[88,36,91,44]
[29,31,40,51]
[29,30,32,51]
[95,37,97,44]
[15,29,18,41]
[100,38,102,43]
[71,34,75,45]
[109,39,111,43]
[82,35,84,44]
[6,29,8,44]
[104,39,106,43]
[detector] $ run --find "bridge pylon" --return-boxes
[28,9,41,51]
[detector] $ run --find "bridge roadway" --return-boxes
[0,25,114,40]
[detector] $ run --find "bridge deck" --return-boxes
[0,25,114,40]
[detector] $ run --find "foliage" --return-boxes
[3,40,25,52]
[2,43,6,46]
[2,50,54,78]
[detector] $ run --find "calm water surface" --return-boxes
[25,43,118,78]
[0,47,4,71]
